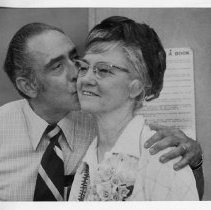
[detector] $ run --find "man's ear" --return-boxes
[128,79,144,99]
[15,76,38,98]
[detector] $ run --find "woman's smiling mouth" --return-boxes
[82,90,99,96]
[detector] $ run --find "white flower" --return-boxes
[85,153,138,201]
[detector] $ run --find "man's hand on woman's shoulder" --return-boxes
[144,124,203,171]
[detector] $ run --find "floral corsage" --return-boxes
[78,153,139,201]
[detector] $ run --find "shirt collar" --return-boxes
[58,112,75,151]
[22,99,49,151]
[107,115,145,159]
[23,100,75,151]
[83,115,145,165]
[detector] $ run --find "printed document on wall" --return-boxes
[139,48,196,139]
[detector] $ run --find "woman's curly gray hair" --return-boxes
[86,16,166,109]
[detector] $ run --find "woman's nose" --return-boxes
[80,68,97,86]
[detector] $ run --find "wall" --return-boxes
[0,8,88,105]
[89,8,211,200]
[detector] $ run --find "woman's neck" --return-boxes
[95,105,134,162]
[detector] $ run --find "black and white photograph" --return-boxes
[0,1,210,209]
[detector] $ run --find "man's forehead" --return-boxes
[27,30,76,55]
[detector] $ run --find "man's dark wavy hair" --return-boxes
[86,16,166,101]
[4,23,65,99]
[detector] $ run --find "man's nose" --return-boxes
[67,61,78,82]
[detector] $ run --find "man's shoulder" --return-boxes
[65,111,96,143]
[0,99,25,122]
[66,111,96,129]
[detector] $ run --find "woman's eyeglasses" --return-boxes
[74,59,129,80]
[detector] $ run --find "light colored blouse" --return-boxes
[69,115,199,201]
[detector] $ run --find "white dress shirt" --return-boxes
[70,115,199,201]
[0,99,96,201]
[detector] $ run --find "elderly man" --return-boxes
[0,22,203,201]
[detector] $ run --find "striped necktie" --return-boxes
[34,124,64,201]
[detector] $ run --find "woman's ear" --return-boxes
[128,79,144,99]
[16,76,39,98]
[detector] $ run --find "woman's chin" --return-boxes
[80,104,100,113]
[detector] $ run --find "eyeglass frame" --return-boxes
[74,59,129,80]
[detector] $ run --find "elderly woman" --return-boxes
[69,16,199,201]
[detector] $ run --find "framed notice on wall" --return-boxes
[139,48,196,139]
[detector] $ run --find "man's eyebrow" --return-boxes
[44,48,78,70]
[44,55,65,70]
